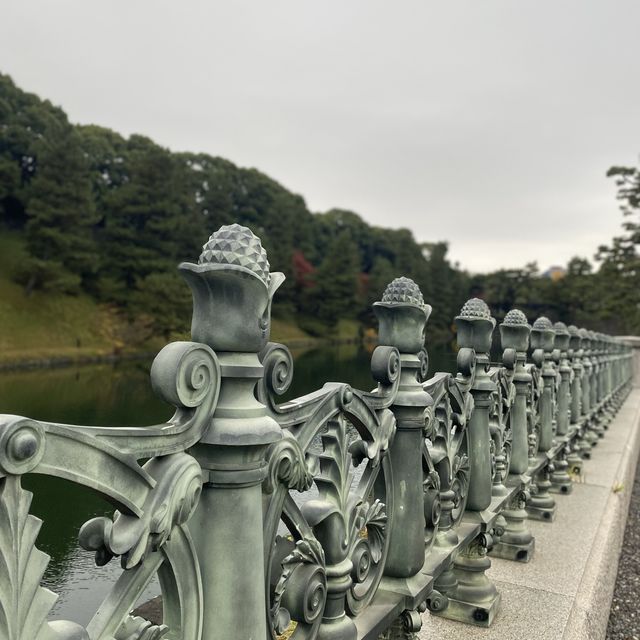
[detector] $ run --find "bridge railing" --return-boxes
[0,223,633,640]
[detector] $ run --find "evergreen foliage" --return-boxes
[0,72,468,340]
[0,71,638,340]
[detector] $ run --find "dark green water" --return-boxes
[0,343,456,626]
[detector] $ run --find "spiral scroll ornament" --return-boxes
[265,433,318,494]
[271,538,327,637]
[151,342,220,409]
[347,499,388,615]
[262,343,295,397]
[370,346,401,385]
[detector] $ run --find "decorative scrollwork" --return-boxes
[349,409,396,468]
[527,364,542,460]
[456,347,476,383]
[417,348,429,383]
[79,453,202,569]
[488,366,514,490]
[371,346,401,386]
[347,498,387,614]
[259,343,295,401]
[265,432,318,494]
[271,537,327,636]
[424,373,471,538]
[151,341,219,409]
[451,450,470,525]
[423,468,441,547]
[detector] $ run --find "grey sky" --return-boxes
[2,1,639,272]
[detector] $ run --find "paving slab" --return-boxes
[418,580,573,640]
[488,483,610,597]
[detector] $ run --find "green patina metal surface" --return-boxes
[0,223,633,640]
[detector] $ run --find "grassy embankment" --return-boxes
[0,232,360,368]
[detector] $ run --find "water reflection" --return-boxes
[0,343,456,625]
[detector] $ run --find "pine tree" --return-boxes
[312,231,360,328]
[20,120,98,293]
[97,136,195,305]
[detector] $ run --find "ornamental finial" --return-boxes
[374,277,431,353]
[500,308,531,352]
[455,298,495,353]
[180,225,284,352]
[531,316,556,352]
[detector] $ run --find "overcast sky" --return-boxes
[2,1,639,272]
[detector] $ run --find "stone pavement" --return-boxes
[606,441,640,640]
[419,387,640,640]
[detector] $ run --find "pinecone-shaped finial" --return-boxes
[503,309,529,327]
[381,277,426,309]
[553,321,569,335]
[532,316,553,331]
[199,223,271,285]
[459,297,492,319]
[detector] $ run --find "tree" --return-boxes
[311,231,360,328]
[131,272,193,339]
[566,257,592,277]
[1,71,508,343]
[96,136,195,305]
[19,120,98,293]
[593,162,640,333]
[607,164,640,235]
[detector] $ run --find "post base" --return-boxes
[550,481,573,495]
[433,592,501,627]
[317,616,358,640]
[431,534,501,627]
[579,440,592,459]
[491,537,535,563]
[527,503,557,522]
[550,457,573,495]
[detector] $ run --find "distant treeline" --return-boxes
[0,72,638,339]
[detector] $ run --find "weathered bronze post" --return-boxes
[500,310,531,476]
[375,277,433,579]
[550,322,573,494]
[599,334,614,426]
[566,325,584,474]
[180,224,284,639]
[589,330,605,440]
[527,317,557,521]
[456,298,496,512]
[531,317,556,452]
[435,299,501,627]
[491,309,535,562]
[579,328,596,455]
[554,322,571,438]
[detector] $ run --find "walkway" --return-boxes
[419,387,640,640]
